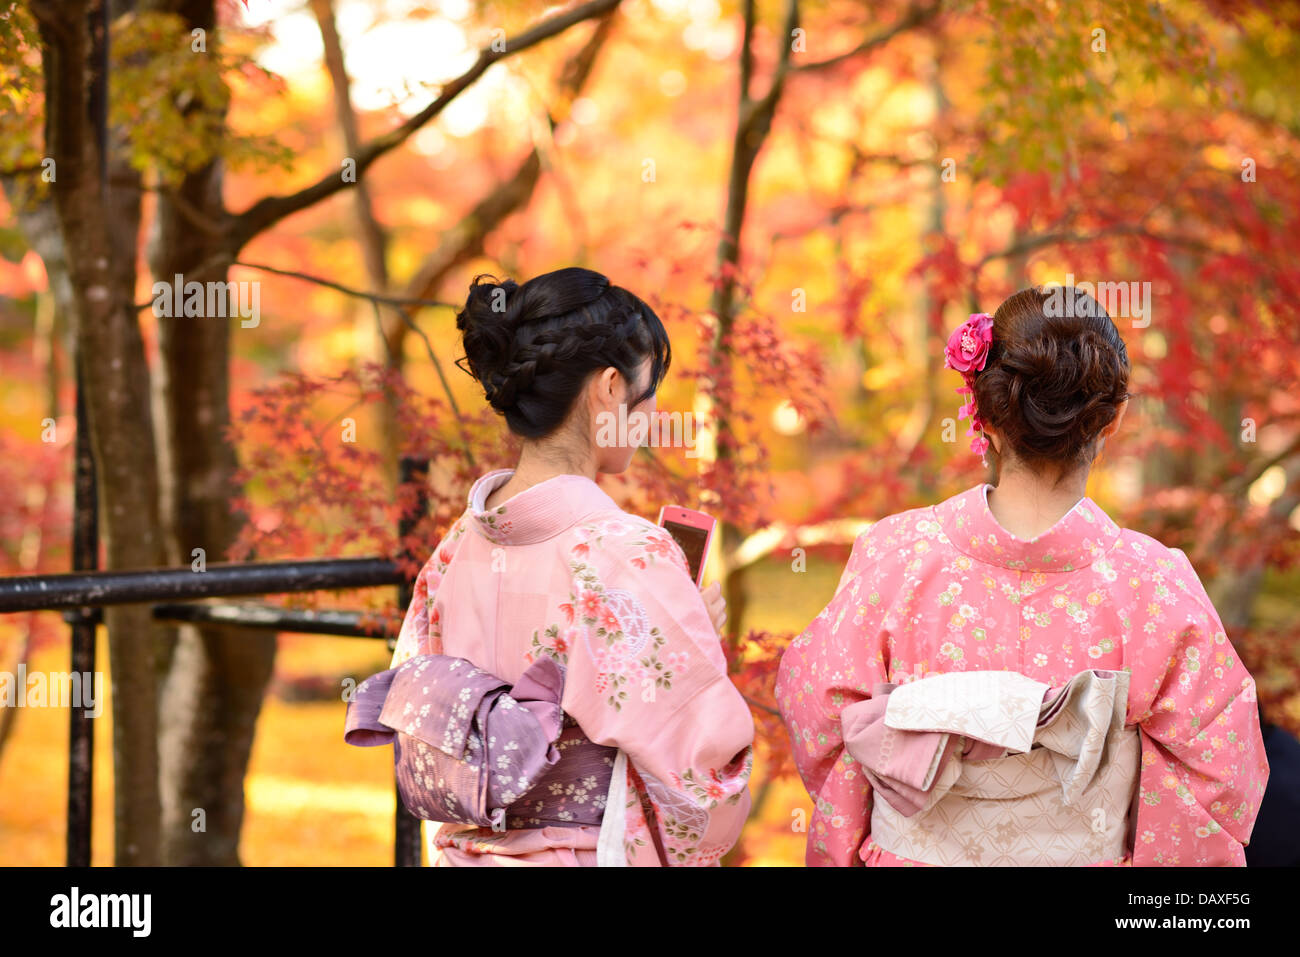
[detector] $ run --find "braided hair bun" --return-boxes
[972,286,1131,470]
[455,266,671,439]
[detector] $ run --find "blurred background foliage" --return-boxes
[1,0,1298,865]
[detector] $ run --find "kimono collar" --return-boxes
[934,483,1122,572]
[466,469,619,545]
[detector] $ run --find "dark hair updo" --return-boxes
[972,285,1132,472]
[455,266,671,439]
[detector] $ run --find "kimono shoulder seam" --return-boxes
[427,509,472,563]
[588,506,658,534]
[847,507,933,574]
[1120,531,1223,629]
[841,535,892,589]
[573,507,669,546]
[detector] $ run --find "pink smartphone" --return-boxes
[657,505,716,587]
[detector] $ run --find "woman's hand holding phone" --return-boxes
[657,504,723,636]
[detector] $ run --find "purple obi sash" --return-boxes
[344,654,615,829]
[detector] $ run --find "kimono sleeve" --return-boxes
[1126,550,1270,866]
[389,517,468,669]
[831,521,878,593]
[775,530,889,867]
[561,522,755,866]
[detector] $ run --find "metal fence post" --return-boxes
[66,369,98,867]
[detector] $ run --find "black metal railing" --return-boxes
[0,443,431,867]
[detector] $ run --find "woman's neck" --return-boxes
[484,441,597,510]
[985,467,1089,541]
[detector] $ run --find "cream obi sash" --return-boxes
[864,669,1140,866]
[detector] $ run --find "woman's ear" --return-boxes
[983,424,1002,457]
[586,366,622,418]
[1101,398,1129,439]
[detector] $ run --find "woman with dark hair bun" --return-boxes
[352,266,754,867]
[778,285,1269,868]
[455,266,671,443]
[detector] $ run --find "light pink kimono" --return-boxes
[389,469,754,866]
[776,482,1270,867]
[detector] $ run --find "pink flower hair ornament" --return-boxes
[944,312,995,465]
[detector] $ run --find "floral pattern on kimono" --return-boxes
[776,482,1270,867]
[530,520,693,710]
[391,518,469,666]
[388,469,754,866]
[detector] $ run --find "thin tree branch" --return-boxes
[793,1,942,73]
[310,0,389,292]
[0,160,50,176]
[739,0,800,137]
[224,0,622,252]
[392,7,616,343]
[228,263,474,471]
[743,693,781,717]
[153,185,226,236]
[370,298,396,364]
[1228,433,1300,495]
[378,7,616,468]
[973,225,1228,273]
[133,258,461,311]
[739,0,756,104]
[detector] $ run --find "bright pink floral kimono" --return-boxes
[389,469,754,866]
[776,482,1270,867]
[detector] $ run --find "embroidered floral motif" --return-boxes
[671,750,754,809]
[582,584,673,711]
[631,530,692,575]
[561,531,684,710]
[528,623,577,666]
[661,813,705,863]
[473,504,510,543]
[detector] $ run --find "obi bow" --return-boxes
[344,654,566,829]
[842,668,1132,816]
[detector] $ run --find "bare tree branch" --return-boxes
[155,185,225,236]
[310,0,389,292]
[0,160,50,176]
[743,693,781,717]
[224,0,622,252]
[133,257,461,311]
[1228,432,1300,496]
[793,1,942,73]
[703,0,800,651]
[380,8,617,463]
[974,224,1228,273]
[389,8,616,352]
[739,0,756,102]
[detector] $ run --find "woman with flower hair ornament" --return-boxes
[777,285,1269,867]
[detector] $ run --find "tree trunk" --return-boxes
[149,153,275,865]
[35,0,165,865]
[704,0,799,646]
[145,0,274,866]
